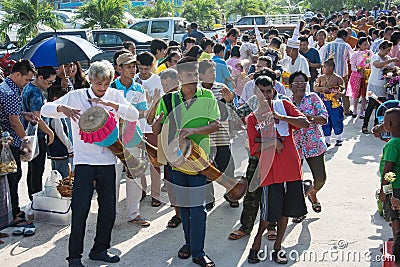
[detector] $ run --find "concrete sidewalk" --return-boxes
[0,116,392,267]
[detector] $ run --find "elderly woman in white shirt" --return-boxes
[41,60,139,267]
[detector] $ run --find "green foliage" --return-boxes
[74,0,130,29]
[0,0,62,46]
[132,0,175,18]
[182,0,219,29]
[225,0,264,18]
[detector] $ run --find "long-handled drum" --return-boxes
[164,137,248,202]
[78,106,147,178]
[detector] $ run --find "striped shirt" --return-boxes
[210,82,231,146]
[323,38,353,76]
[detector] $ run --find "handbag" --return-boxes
[20,123,40,162]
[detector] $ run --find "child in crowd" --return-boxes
[46,85,73,178]
[314,58,345,147]
[379,108,400,238]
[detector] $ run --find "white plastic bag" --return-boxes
[44,170,62,198]
[20,123,39,162]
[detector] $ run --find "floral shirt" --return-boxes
[292,92,328,159]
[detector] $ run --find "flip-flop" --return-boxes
[23,223,36,237]
[167,215,181,228]
[266,231,277,240]
[308,195,322,213]
[292,215,306,223]
[129,216,150,227]
[178,244,191,259]
[12,226,25,236]
[228,229,248,240]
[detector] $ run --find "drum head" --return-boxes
[165,137,192,166]
[79,106,108,133]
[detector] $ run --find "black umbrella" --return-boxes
[23,35,103,67]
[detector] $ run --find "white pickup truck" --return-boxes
[130,17,224,43]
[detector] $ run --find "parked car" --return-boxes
[130,17,223,43]
[52,10,85,29]
[10,28,152,63]
[92,28,153,53]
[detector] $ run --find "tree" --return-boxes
[0,0,62,46]
[132,0,175,18]
[182,0,220,29]
[74,0,130,29]
[225,0,264,18]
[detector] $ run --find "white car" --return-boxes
[0,11,52,48]
[52,10,85,29]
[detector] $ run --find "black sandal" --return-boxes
[193,255,215,267]
[247,249,260,264]
[292,215,306,223]
[178,244,191,259]
[272,249,288,264]
[230,201,239,208]
[151,197,161,207]
[167,215,182,228]
[362,127,369,134]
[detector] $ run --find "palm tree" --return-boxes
[182,0,220,29]
[133,0,175,18]
[74,0,130,29]
[0,0,62,46]
[225,0,264,19]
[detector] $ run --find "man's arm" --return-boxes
[9,115,27,139]
[179,120,220,139]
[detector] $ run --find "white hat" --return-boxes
[287,22,301,49]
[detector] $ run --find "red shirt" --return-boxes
[246,100,304,186]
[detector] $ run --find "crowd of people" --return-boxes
[2,5,400,267]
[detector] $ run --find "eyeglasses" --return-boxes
[291,82,308,87]
[45,79,55,85]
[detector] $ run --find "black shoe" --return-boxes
[68,258,85,267]
[89,251,120,263]
[351,114,357,118]
[345,112,353,116]
[335,140,343,146]
[359,115,365,120]
[326,142,331,148]
[205,201,215,211]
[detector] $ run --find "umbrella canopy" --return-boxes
[23,35,103,67]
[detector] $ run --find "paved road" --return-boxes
[0,116,392,266]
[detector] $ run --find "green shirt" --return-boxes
[155,87,220,156]
[380,138,400,189]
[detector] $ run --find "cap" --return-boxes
[116,53,136,66]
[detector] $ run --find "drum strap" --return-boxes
[86,89,93,107]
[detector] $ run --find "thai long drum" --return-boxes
[78,106,147,178]
[165,137,248,202]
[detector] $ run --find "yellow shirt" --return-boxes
[157,63,167,74]
[198,52,212,62]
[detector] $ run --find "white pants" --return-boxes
[115,148,143,222]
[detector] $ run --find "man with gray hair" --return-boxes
[41,60,140,267]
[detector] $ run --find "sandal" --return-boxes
[193,255,215,267]
[230,201,239,208]
[272,249,288,264]
[308,196,322,213]
[129,215,150,227]
[178,244,191,259]
[167,215,182,228]
[362,127,369,134]
[266,230,277,240]
[151,197,161,207]
[247,249,260,263]
[292,215,306,223]
[23,223,36,237]
[228,229,248,240]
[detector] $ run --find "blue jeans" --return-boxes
[67,164,116,260]
[168,168,207,258]
[51,159,69,178]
